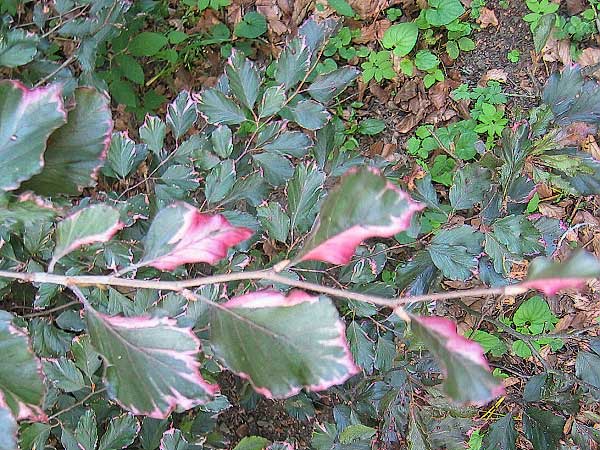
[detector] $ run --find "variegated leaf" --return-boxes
[86,307,218,418]
[411,315,505,405]
[298,167,423,264]
[141,202,253,271]
[519,250,600,295]
[0,81,66,192]
[0,311,46,425]
[210,290,359,399]
[50,205,123,271]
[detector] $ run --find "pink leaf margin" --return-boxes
[300,168,424,265]
[221,289,360,399]
[3,322,47,422]
[96,313,219,419]
[50,206,124,271]
[145,204,253,271]
[1,80,67,191]
[413,316,505,400]
[518,278,590,296]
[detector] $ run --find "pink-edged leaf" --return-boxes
[0,311,46,426]
[519,250,600,295]
[23,87,113,195]
[85,307,218,419]
[410,315,505,405]
[141,202,253,271]
[0,80,67,191]
[50,204,123,271]
[298,167,423,265]
[210,289,359,399]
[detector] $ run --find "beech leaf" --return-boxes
[210,290,360,398]
[141,202,253,271]
[23,87,113,195]
[0,311,46,424]
[85,307,218,418]
[50,205,123,271]
[519,250,600,295]
[410,315,505,404]
[298,167,423,264]
[0,80,66,192]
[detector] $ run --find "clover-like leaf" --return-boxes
[298,167,423,264]
[210,290,360,399]
[411,315,505,405]
[0,80,66,192]
[0,311,46,425]
[141,202,253,271]
[23,87,113,195]
[85,307,218,418]
[519,250,600,295]
[50,205,123,272]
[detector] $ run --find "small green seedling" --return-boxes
[507,49,520,63]
[523,0,559,31]
[361,51,396,83]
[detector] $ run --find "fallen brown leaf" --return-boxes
[355,19,391,43]
[566,0,587,15]
[539,203,566,219]
[480,68,508,84]
[477,7,499,28]
[543,35,572,66]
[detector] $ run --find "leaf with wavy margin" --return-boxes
[0,80,66,192]
[0,311,46,429]
[23,87,113,195]
[50,204,123,271]
[210,290,359,399]
[298,167,423,264]
[141,202,253,271]
[411,315,505,405]
[85,307,218,418]
[519,250,600,295]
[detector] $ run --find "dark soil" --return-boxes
[457,0,541,113]
[216,374,334,448]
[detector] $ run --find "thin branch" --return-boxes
[0,268,519,309]
[48,388,107,421]
[21,300,81,318]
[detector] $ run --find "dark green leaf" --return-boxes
[257,202,290,242]
[114,54,144,85]
[287,164,326,234]
[428,226,483,281]
[288,100,330,130]
[105,132,148,179]
[258,85,286,117]
[482,413,517,450]
[307,66,359,103]
[576,351,600,389]
[522,407,565,450]
[43,357,85,392]
[449,164,492,209]
[129,32,168,57]
[275,39,310,90]
[328,0,355,17]
[234,12,267,39]
[98,414,140,450]
[533,14,554,53]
